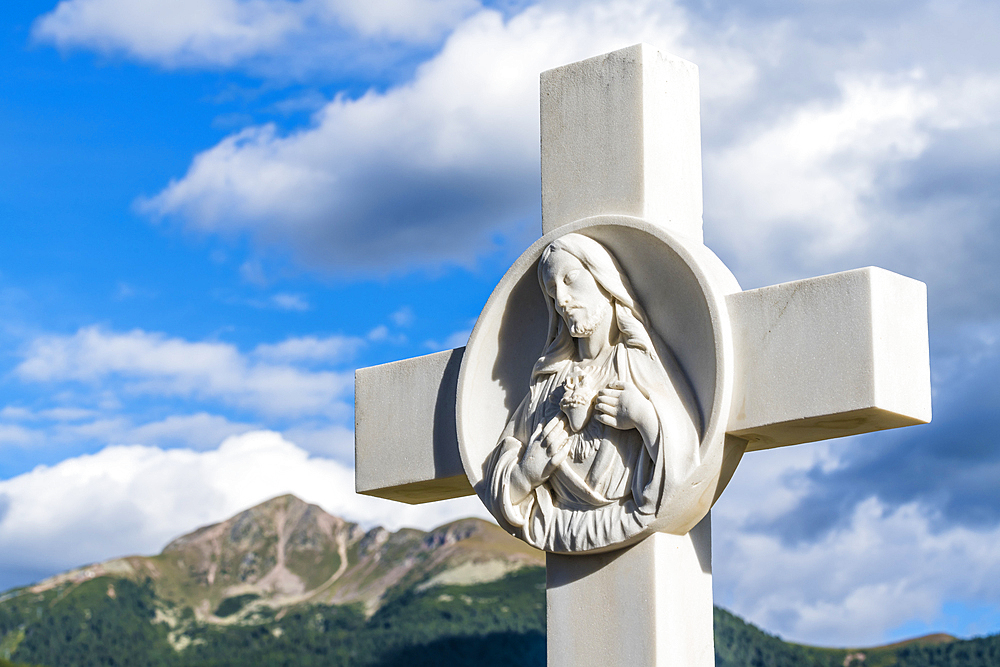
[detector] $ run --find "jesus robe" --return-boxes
[485,341,701,552]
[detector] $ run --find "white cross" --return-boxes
[355,44,930,667]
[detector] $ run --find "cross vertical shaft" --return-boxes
[547,518,713,666]
[541,43,703,242]
[539,44,714,666]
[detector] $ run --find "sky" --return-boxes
[1,0,1000,649]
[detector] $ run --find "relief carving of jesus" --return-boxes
[485,233,703,552]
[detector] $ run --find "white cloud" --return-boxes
[40,407,98,421]
[16,327,352,417]
[5,423,1000,650]
[708,74,937,264]
[32,0,478,68]
[211,288,313,311]
[444,328,472,348]
[712,443,1000,646]
[20,0,1000,647]
[281,422,355,459]
[718,497,1000,646]
[0,431,491,588]
[35,0,302,67]
[0,424,37,447]
[699,68,1000,322]
[252,334,365,364]
[0,407,33,421]
[239,258,268,286]
[366,324,406,344]
[126,0,1000,329]
[139,0,756,272]
[124,413,257,450]
[324,0,480,42]
[367,325,390,341]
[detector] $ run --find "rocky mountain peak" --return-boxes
[23,494,543,624]
[163,494,345,554]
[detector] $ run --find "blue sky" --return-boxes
[2,0,1000,649]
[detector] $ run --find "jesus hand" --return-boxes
[595,381,655,434]
[519,415,570,489]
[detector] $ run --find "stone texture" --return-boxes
[546,515,713,667]
[355,348,472,503]
[728,267,931,450]
[541,44,703,242]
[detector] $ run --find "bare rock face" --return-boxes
[27,494,544,623]
[158,494,348,603]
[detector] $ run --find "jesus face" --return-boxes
[541,249,613,338]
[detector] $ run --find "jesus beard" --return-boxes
[565,300,612,338]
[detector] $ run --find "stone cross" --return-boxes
[354,44,930,666]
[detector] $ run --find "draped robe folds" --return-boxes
[486,340,702,552]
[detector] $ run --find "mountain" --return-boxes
[0,495,547,666]
[0,494,994,667]
[22,494,543,624]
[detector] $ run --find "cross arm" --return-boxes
[354,348,473,504]
[354,268,930,503]
[727,266,931,451]
[541,43,703,242]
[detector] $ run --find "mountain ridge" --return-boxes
[21,494,544,622]
[3,494,989,667]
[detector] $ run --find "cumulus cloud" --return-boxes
[33,0,479,69]
[707,319,1000,645]
[5,421,999,648]
[16,327,353,417]
[130,0,1000,340]
[707,74,937,268]
[706,426,1000,645]
[0,431,490,591]
[139,0,757,272]
[704,70,1000,310]
[715,481,1000,645]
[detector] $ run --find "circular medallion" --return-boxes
[457,216,744,553]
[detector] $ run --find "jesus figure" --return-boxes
[485,233,703,552]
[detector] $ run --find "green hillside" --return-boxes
[0,495,993,666]
[0,570,544,666]
[714,607,962,667]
